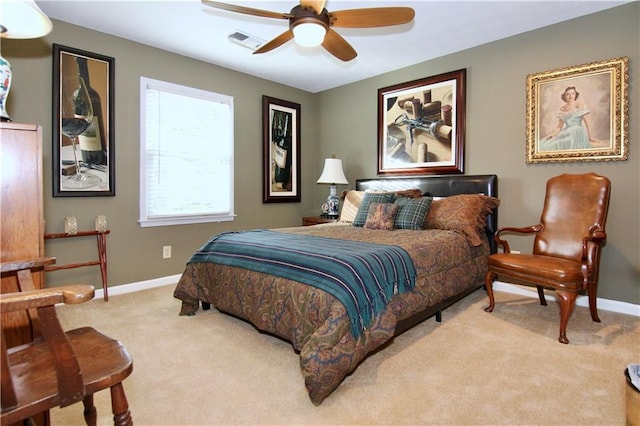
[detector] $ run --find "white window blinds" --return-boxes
[139,77,234,227]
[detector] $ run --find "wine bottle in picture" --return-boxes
[273,113,291,190]
[76,57,106,165]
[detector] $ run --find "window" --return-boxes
[139,77,234,227]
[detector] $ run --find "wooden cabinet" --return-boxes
[302,216,338,226]
[1,122,45,347]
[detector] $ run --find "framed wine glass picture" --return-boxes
[53,44,115,197]
[262,95,301,203]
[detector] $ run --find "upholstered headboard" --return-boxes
[356,174,498,253]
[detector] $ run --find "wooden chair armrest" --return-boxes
[586,225,607,244]
[0,257,56,273]
[0,285,95,314]
[581,226,607,263]
[494,224,543,253]
[37,305,85,406]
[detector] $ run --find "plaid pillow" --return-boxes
[352,192,396,227]
[394,196,433,230]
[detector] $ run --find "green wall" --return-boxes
[317,3,639,305]
[3,2,638,304]
[3,20,320,287]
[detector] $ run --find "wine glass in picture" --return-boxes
[61,74,101,189]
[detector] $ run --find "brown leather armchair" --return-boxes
[484,173,611,344]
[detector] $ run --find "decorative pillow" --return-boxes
[340,188,422,223]
[353,192,396,227]
[423,194,500,246]
[339,190,365,223]
[363,203,398,230]
[394,189,423,199]
[393,196,433,230]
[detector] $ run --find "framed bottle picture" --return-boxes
[52,44,115,197]
[262,95,301,203]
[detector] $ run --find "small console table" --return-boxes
[302,216,338,226]
[44,230,110,301]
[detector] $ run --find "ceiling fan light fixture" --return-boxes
[292,21,326,47]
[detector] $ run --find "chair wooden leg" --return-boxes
[83,394,97,426]
[587,281,601,323]
[536,285,547,306]
[484,271,496,313]
[556,290,577,344]
[110,383,132,426]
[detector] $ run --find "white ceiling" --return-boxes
[37,0,629,93]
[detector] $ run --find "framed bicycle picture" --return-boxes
[378,69,466,175]
[526,57,628,164]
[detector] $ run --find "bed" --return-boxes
[173,174,498,405]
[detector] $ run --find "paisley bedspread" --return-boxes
[173,223,490,405]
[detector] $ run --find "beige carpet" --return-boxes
[50,283,639,425]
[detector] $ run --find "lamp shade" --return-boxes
[317,158,348,185]
[0,0,52,39]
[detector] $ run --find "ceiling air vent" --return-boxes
[227,31,265,51]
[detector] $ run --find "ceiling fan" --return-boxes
[202,0,415,61]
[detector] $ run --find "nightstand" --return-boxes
[302,216,338,226]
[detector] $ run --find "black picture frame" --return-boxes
[262,95,301,203]
[378,69,466,175]
[52,44,115,197]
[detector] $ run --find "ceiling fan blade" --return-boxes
[300,0,326,15]
[201,0,291,20]
[253,30,294,54]
[329,7,415,28]
[322,29,357,62]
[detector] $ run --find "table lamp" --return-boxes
[0,0,53,121]
[316,157,348,219]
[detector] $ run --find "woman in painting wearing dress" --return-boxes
[539,86,600,151]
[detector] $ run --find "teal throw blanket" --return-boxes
[188,229,417,338]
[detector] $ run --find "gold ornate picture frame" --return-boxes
[526,57,628,164]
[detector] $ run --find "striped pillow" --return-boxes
[393,196,433,230]
[339,190,365,223]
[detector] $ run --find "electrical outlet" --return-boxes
[162,245,172,259]
[511,250,521,254]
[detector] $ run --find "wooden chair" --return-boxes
[484,173,611,344]
[1,258,133,425]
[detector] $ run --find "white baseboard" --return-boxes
[94,275,640,318]
[493,281,640,317]
[94,274,181,300]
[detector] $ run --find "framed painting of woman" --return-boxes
[526,57,628,164]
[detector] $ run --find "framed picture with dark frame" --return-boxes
[526,57,628,164]
[378,69,466,175]
[262,95,301,203]
[53,44,115,197]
